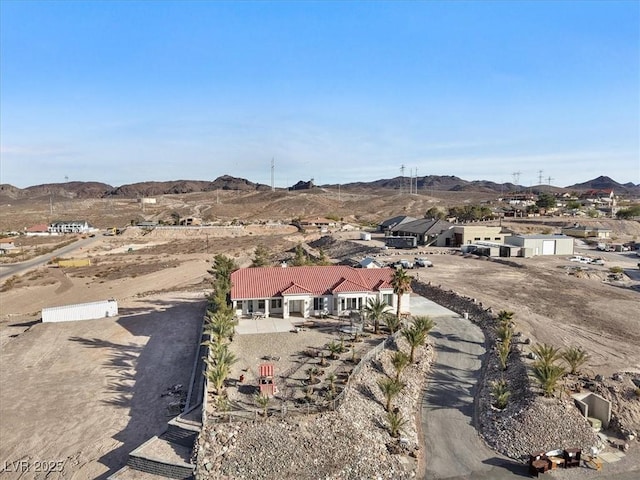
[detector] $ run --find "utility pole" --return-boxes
[271,158,275,192]
[400,165,406,195]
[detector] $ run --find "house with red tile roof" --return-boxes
[230,265,408,320]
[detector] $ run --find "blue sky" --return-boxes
[1,0,638,189]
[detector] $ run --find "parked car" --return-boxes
[589,258,605,266]
[569,256,591,264]
[414,257,433,267]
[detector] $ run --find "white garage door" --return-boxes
[542,240,555,255]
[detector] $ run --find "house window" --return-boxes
[236,300,243,310]
[474,237,481,241]
[270,299,282,309]
[495,237,501,240]
[383,294,393,306]
[313,297,323,310]
[258,300,265,310]
[344,297,360,310]
[484,237,491,241]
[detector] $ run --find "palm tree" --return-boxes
[391,268,412,319]
[497,341,510,370]
[205,311,235,344]
[562,346,589,375]
[378,377,405,412]
[401,325,427,363]
[533,363,566,397]
[386,410,407,438]
[327,340,342,359]
[391,351,410,381]
[364,297,389,334]
[496,310,514,326]
[384,313,402,334]
[206,362,230,395]
[254,393,270,416]
[495,323,514,345]
[490,379,511,409]
[531,343,563,368]
[412,316,436,336]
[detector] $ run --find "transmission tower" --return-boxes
[547,176,554,186]
[512,171,521,191]
[400,164,406,194]
[538,170,544,185]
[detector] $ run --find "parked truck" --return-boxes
[384,236,418,249]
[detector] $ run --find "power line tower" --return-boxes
[538,170,544,185]
[400,164,406,194]
[547,176,554,186]
[512,171,521,192]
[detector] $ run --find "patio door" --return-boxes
[289,300,303,314]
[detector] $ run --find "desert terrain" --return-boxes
[1,188,639,478]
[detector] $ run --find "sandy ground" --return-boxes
[2,218,639,478]
[0,291,205,480]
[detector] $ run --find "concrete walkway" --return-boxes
[235,317,294,335]
[411,294,530,479]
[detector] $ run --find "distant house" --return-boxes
[0,240,16,255]
[300,217,337,228]
[230,265,407,320]
[561,223,612,239]
[48,220,92,234]
[388,218,453,246]
[25,224,54,236]
[378,215,417,233]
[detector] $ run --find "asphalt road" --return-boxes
[413,294,640,480]
[0,235,101,280]
[411,294,530,479]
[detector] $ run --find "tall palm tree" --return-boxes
[562,346,590,375]
[364,297,389,334]
[206,361,231,395]
[401,325,426,363]
[205,311,235,344]
[391,268,412,319]
[378,377,405,412]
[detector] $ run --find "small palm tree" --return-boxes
[496,310,514,326]
[412,315,436,336]
[326,373,337,396]
[386,410,407,438]
[497,341,510,371]
[391,268,412,318]
[562,346,589,375]
[490,379,511,410]
[495,323,514,344]
[391,351,410,381]
[531,343,563,368]
[378,377,405,412]
[327,340,341,359]
[206,362,230,395]
[254,393,270,416]
[364,297,389,334]
[533,363,566,397]
[205,311,235,344]
[384,313,402,334]
[401,325,427,363]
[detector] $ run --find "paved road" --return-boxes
[412,295,531,479]
[0,235,101,280]
[413,294,640,480]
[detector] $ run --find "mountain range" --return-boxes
[0,175,638,201]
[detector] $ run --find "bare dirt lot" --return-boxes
[1,190,639,478]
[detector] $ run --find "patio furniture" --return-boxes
[258,363,278,396]
[563,448,581,468]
